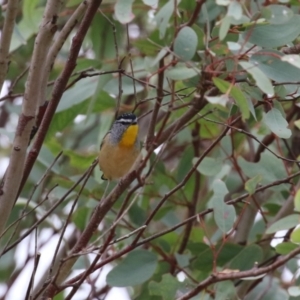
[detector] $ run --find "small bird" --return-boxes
[99,112,140,181]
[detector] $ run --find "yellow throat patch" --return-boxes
[119,124,138,147]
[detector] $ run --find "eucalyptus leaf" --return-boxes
[245,277,289,300]
[295,189,300,212]
[288,286,300,297]
[238,153,289,192]
[281,55,300,69]
[149,274,181,300]
[174,27,198,61]
[143,0,158,7]
[263,108,291,139]
[155,0,174,39]
[239,61,274,95]
[227,1,242,20]
[265,214,300,234]
[106,250,158,287]
[245,175,263,195]
[291,227,300,243]
[215,281,237,300]
[261,5,293,25]
[115,0,135,24]
[165,65,199,80]
[211,180,235,233]
[219,15,231,41]
[230,244,263,271]
[275,242,298,255]
[195,157,222,176]
[244,15,300,48]
[213,77,250,120]
[103,76,144,96]
[250,50,300,83]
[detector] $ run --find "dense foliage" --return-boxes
[1,0,300,299]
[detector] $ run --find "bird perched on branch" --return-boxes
[99,112,140,181]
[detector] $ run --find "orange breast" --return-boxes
[99,140,140,180]
[119,124,138,147]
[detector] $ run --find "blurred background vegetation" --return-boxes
[1,0,300,299]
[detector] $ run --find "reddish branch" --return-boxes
[146,58,165,150]
[18,0,94,197]
[177,245,300,300]
[181,0,206,28]
[178,123,201,254]
[58,166,300,289]
[254,105,299,162]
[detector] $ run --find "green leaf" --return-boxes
[103,76,144,96]
[212,77,250,120]
[115,0,134,24]
[238,153,288,192]
[190,243,213,271]
[295,119,300,130]
[217,0,230,5]
[155,0,174,39]
[244,15,300,48]
[194,156,222,176]
[245,277,289,300]
[191,242,243,270]
[216,243,244,266]
[263,108,291,139]
[245,175,263,195]
[291,227,300,243]
[132,37,160,56]
[219,15,231,40]
[175,253,190,268]
[11,4,43,52]
[66,0,82,7]
[211,180,236,233]
[143,0,158,7]
[57,77,98,112]
[37,147,61,174]
[230,244,263,271]
[199,1,225,24]
[149,274,181,300]
[281,54,300,69]
[288,286,300,297]
[23,0,42,31]
[205,95,228,106]
[275,242,298,255]
[177,147,193,182]
[215,281,237,300]
[294,189,300,212]
[90,14,122,60]
[165,65,199,80]
[72,207,90,231]
[106,250,158,287]
[74,58,102,72]
[239,61,274,95]
[64,149,95,170]
[261,5,294,25]
[183,74,201,88]
[250,50,300,83]
[174,27,198,61]
[227,41,241,52]
[265,214,300,234]
[128,203,147,226]
[227,1,242,20]
[192,24,205,50]
[47,90,114,141]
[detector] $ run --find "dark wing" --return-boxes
[101,174,108,180]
